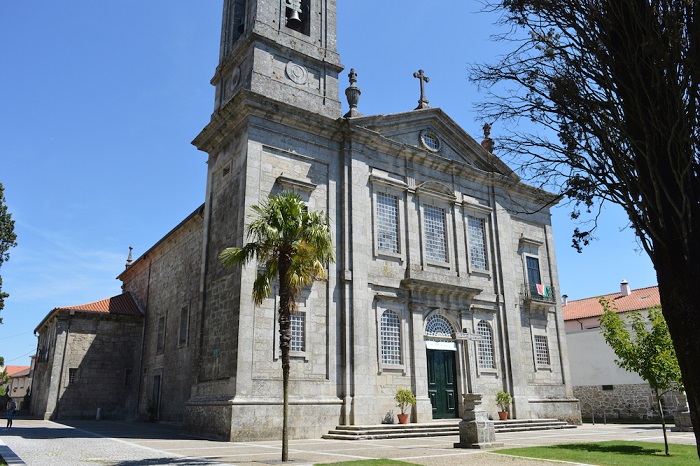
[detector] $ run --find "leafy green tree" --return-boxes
[0,182,18,319]
[599,300,683,456]
[219,191,334,462]
[472,0,700,452]
[0,368,8,395]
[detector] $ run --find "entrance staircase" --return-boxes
[322,419,576,440]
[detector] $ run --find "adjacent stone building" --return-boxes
[31,293,144,420]
[31,0,580,440]
[563,281,685,421]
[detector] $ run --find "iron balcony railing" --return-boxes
[523,283,557,304]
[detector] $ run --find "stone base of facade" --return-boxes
[574,384,685,421]
[526,398,582,425]
[184,396,343,441]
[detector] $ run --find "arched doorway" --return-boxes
[425,315,458,419]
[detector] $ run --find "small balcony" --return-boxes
[522,283,556,304]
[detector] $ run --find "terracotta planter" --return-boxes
[397,413,409,424]
[498,411,509,420]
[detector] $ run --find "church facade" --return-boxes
[31,0,580,441]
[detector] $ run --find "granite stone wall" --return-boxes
[574,384,685,421]
[31,313,143,421]
[122,210,204,423]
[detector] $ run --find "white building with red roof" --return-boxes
[563,281,685,421]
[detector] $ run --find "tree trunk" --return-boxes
[655,250,700,458]
[280,311,290,462]
[278,259,292,462]
[655,388,669,456]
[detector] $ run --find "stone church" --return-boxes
[31,0,580,440]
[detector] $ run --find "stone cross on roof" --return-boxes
[413,69,430,109]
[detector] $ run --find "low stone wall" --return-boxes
[574,384,685,421]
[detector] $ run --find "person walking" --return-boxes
[6,397,16,429]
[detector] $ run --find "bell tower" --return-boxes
[212,0,343,119]
[187,0,345,441]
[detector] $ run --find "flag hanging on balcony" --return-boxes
[536,283,545,295]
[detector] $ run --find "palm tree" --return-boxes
[219,191,334,461]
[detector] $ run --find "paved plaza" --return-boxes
[0,417,696,465]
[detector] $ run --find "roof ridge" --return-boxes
[566,284,658,303]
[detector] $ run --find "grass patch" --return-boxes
[497,440,698,465]
[315,460,417,466]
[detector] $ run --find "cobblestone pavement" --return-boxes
[0,417,696,465]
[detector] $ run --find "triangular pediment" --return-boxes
[346,108,516,178]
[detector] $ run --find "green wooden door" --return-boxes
[426,349,458,419]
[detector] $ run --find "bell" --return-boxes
[286,8,302,28]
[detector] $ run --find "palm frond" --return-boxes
[220,191,335,311]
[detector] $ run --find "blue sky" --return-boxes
[1,2,656,368]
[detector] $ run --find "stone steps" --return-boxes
[494,419,577,433]
[322,419,576,440]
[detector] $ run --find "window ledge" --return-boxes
[378,364,406,375]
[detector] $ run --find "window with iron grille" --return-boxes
[290,312,305,352]
[468,216,488,270]
[376,192,399,254]
[68,368,78,384]
[476,320,495,369]
[534,335,550,365]
[380,311,401,365]
[425,315,454,338]
[424,205,447,262]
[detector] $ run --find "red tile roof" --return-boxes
[8,367,30,378]
[54,292,144,316]
[4,366,29,377]
[35,292,144,333]
[562,285,660,321]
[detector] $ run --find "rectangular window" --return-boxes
[526,256,542,285]
[467,216,488,270]
[424,205,447,262]
[476,321,495,369]
[534,335,550,365]
[179,308,189,346]
[19,379,24,389]
[125,369,132,386]
[68,368,78,384]
[157,316,166,353]
[380,311,401,365]
[290,312,305,352]
[376,192,399,254]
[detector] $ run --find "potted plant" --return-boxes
[495,390,512,420]
[394,389,416,424]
